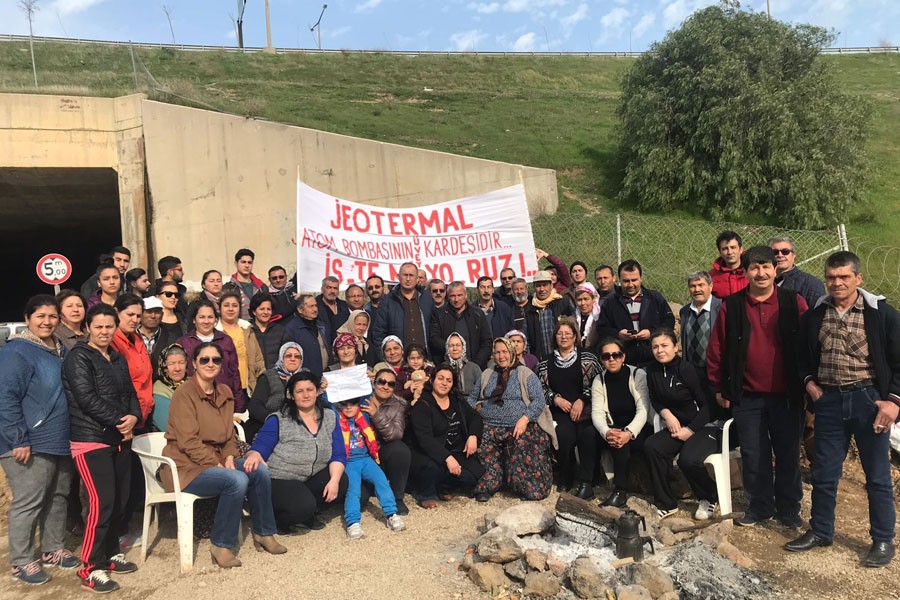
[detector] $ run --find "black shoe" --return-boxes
[777,513,804,529]
[304,518,326,531]
[107,554,138,574]
[475,493,491,503]
[573,482,595,500]
[557,483,572,494]
[601,490,627,508]
[735,512,774,527]
[784,530,833,552]
[395,499,410,516]
[863,541,895,568]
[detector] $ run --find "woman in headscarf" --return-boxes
[573,283,601,351]
[326,333,362,372]
[151,344,188,432]
[504,329,539,372]
[467,337,554,502]
[335,309,373,366]
[445,333,481,405]
[245,342,306,442]
[372,335,404,376]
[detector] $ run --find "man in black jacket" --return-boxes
[372,263,434,359]
[770,236,826,308]
[266,265,297,320]
[785,251,899,568]
[593,260,674,366]
[430,281,492,368]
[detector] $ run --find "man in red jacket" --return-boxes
[709,230,748,299]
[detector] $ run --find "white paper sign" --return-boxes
[323,364,372,404]
[295,179,539,291]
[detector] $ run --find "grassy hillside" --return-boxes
[0,41,898,245]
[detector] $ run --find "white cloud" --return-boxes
[449,29,487,51]
[661,0,719,30]
[50,0,108,17]
[355,0,383,13]
[600,7,630,29]
[513,31,537,51]
[632,13,655,38]
[501,0,566,14]
[468,2,501,14]
[560,3,588,29]
[330,25,352,39]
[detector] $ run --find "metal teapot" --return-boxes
[615,510,655,562]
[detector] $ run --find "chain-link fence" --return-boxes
[531,212,852,306]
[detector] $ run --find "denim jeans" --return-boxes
[344,456,396,526]
[732,394,803,519]
[810,386,896,542]
[184,459,276,548]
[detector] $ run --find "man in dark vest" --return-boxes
[706,246,808,528]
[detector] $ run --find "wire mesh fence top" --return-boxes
[530,212,878,306]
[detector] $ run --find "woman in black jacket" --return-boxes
[62,304,142,594]
[409,365,484,508]
[643,328,710,520]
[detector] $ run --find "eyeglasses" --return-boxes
[600,352,625,361]
[501,276,514,281]
[197,356,223,365]
[270,275,286,281]
[159,291,178,298]
[557,331,575,338]
[375,378,396,388]
[366,286,381,291]
[431,289,446,294]
[773,248,794,256]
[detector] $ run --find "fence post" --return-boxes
[616,213,622,265]
[838,223,849,251]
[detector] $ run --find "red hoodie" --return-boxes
[111,329,154,427]
[709,257,748,300]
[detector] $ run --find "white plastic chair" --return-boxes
[132,432,211,573]
[703,418,741,516]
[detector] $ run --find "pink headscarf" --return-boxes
[575,283,601,318]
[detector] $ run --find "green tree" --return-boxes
[617,2,871,229]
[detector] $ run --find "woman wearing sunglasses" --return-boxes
[590,337,652,508]
[161,342,284,569]
[245,342,307,442]
[156,281,185,336]
[177,300,246,412]
[358,368,412,515]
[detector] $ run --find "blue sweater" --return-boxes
[0,338,70,456]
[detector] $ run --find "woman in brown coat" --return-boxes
[161,342,284,568]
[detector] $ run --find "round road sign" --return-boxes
[36,253,73,285]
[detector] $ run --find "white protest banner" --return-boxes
[295,179,539,291]
[323,364,372,404]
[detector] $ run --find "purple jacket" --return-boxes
[177,331,247,412]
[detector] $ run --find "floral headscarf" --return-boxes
[332,332,358,356]
[445,332,468,371]
[505,329,529,355]
[157,343,188,390]
[275,342,304,380]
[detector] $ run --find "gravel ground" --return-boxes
[1,456,898,600]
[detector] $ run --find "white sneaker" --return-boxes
[657,507,678,520]
[346,523,365,540]
[386,514,406,532]
[694,500,717,521]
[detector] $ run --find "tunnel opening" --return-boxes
[0,167,121,322]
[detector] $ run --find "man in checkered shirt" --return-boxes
[785,251,900,568]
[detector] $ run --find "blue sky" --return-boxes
[1,0,897,53]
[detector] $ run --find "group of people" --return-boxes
[2,232,897,593]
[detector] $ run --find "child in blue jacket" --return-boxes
[334,396,406,539]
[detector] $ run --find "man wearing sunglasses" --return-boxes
[364,275,385,319]
[266,265,297,320]
[429,279,448,310]
[493,268,517,308]
[770,236,826,309]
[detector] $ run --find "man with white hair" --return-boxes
[770,236,826,308]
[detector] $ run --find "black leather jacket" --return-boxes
[62,342,142,444]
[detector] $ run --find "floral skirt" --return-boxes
[474,422,552,500]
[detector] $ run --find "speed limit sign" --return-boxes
[36,253,73,287]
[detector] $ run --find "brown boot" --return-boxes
[210,545,242,568]
[252,534,287,554]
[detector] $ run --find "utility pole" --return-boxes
[19,0,39,87]
[264,0,275,53]
[236,0,246,49]
[162,4,176,45]
[310,4,327,51]
[767,0,771,18]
